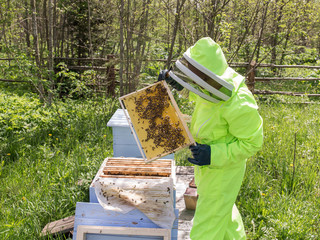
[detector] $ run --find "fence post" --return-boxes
[106,55,116,97]
[247,60,256,93]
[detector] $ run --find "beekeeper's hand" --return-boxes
[158,69,184,91]
[188,143,211,166]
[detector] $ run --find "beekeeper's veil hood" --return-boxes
[169,37,244,103]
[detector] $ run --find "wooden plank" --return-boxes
[103,168,171,174]
[100,175,166,179]
[41,216,75,236]
[255,77,320,82]
[119,81,194,162]
[107,159,172,163]
[106,160,172,165]
[90,158,174,190]
[183,188,198,210]
[104,166,171,170]
[254,89,320,97]
[103,169,170,177]
[105,163,172,167]
[103,166,171,172]
[76,226,171,240]
[99,158,173,177]
[107,158,172,163]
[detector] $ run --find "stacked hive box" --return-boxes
[73,157,178,239]
[72,107,178,240]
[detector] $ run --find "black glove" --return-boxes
[158,69,184,91]
[188,143,211,166]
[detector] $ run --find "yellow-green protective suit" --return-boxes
[188,38,264,240]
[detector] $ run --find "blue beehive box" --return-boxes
[72,202,179,240]
[107,109,174,159]
[76,157,178,240]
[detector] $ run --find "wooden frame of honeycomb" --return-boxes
[119,81,195,162]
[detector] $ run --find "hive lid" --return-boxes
[107,109,130,127]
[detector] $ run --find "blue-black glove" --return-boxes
[188,143,211,166]
[158,69,184,91]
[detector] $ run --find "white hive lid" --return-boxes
[107,109,130,127]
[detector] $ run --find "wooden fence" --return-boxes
[0,55,117,96]
[1,58,319,97]
[231,61,320,97]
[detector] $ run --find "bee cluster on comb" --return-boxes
[120,81,194,161]
[134,84,185,153]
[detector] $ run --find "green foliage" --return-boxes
[55,62,92,99]
[0,49,39,85]
[0,88,119,239]
[284,46,319,65]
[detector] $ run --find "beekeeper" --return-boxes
[158,37,263,239]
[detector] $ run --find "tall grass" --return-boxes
[0,87,319,239]
[239,96,320,239]
[0,88,118,239]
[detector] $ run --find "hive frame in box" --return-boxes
[119,81,195,163]
[91,157,176,184]
[89,157,176,203]
[76,225,171,240]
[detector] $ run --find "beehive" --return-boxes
[119,81,195,162]
[74,157,178,240]
[89,157,176,203]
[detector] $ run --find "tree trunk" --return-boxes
[24,0,31,51]
[53,0,57,54]
[47,0,54,105]
[254,0,270,63]
[126,0,132,93]
[119,0,125,96]
[271,0,285,73]
[31,0,45,101]
[166,0,186,69]
[132,0,151,90]
[87,0,93,60]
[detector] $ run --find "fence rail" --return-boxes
[1,58,319,97]
[245,60,319,96]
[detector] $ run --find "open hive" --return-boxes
[119,81,194,162]
[98,157,174,179]
[82,157,179,240]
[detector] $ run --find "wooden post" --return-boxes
[247,60,256,93]
[106,55,116,97]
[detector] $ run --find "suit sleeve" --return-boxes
[209,88,263,167]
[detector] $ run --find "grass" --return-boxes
[239,96,320,239]
[0,87,118,239]
[0,85,319,239]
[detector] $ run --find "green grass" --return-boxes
[0,86,319,239]
[239,97,320,239]
[0,88,118,239]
